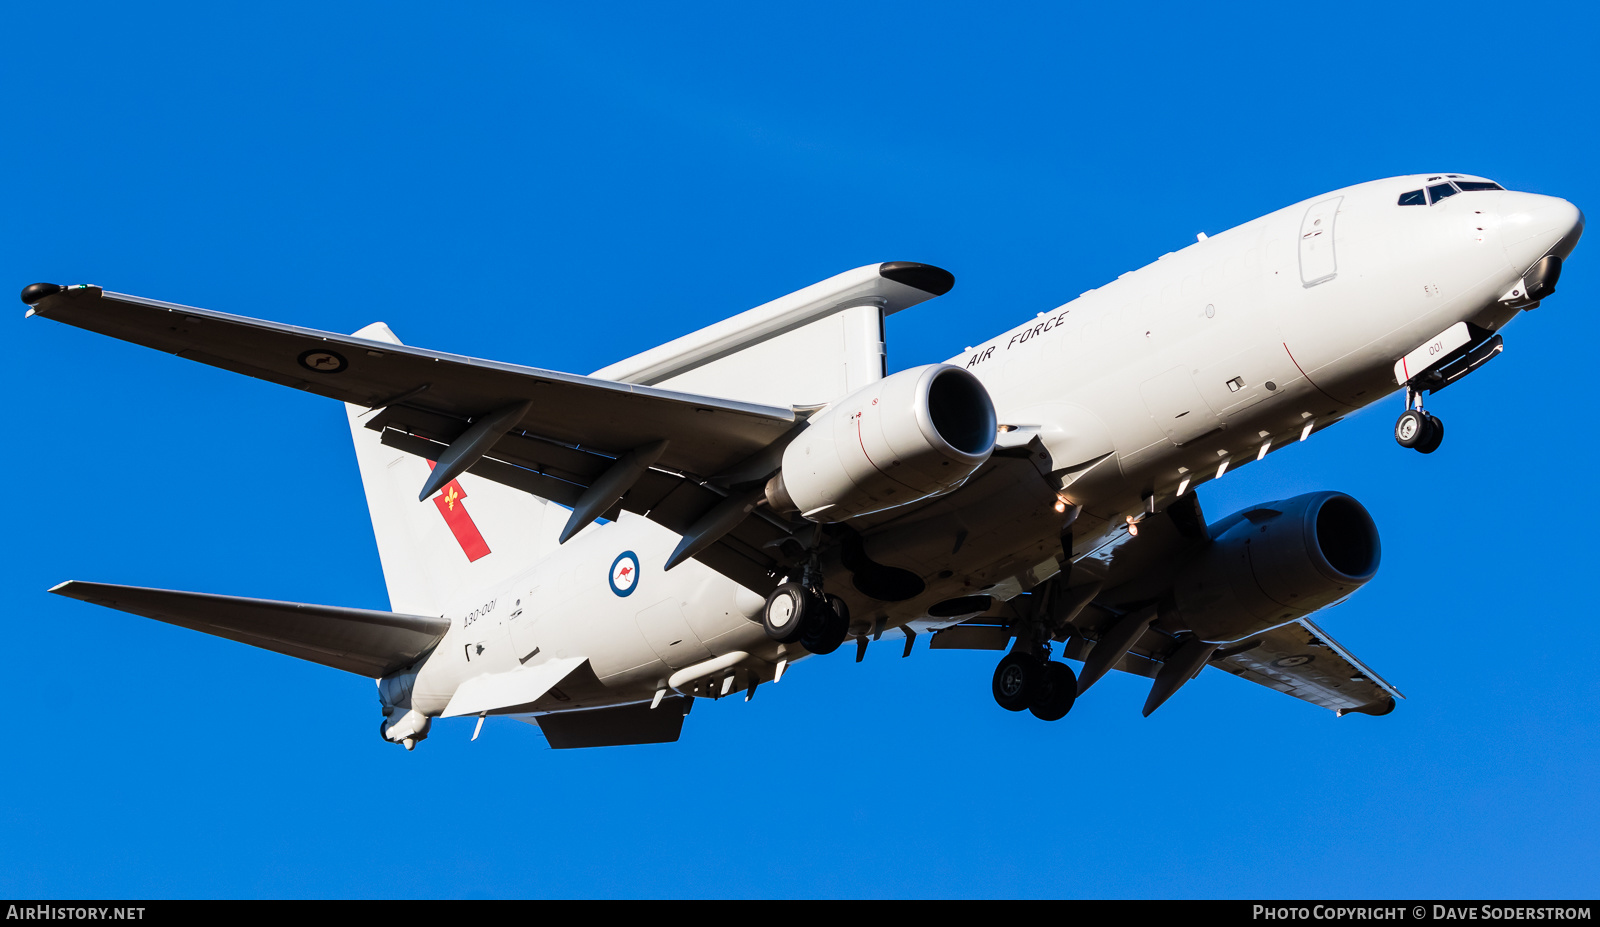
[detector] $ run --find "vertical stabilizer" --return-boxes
[343,322,555,616]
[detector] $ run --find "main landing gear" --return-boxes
[1394,386,1443,454]
[992,650,1078,720]
[763,544,851,655]
[763,582,850,655]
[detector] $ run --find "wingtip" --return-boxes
[22,282,63,307]
[47,580,75,595]
[1337,696,1399,717]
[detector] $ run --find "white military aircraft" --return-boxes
[29,173,1582,749]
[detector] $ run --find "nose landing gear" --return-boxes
[1394,387,1443,454]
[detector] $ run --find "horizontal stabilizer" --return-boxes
[50,581,450,677]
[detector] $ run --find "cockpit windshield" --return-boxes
[1397,178,1506,205]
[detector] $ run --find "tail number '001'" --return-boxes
[462,599,495,628]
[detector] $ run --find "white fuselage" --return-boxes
[394,174,1581,720]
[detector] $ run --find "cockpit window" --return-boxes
[1428,183,1459,203]
[1398,189,1427,206]
[1455,181,1504,192]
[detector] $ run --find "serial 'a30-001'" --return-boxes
[28,173,1583,748]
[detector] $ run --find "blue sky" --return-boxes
[4,1,1597,899]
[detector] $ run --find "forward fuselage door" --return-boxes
[1298,195,1343,287]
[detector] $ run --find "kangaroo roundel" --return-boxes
[609,551,640,597]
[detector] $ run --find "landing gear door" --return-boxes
[1299,196,1342,287]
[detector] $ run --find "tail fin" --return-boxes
[344,322,555,616]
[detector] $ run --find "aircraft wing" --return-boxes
[928,492,1401,717]
[1067,500,1398,716]
[27,284,805,591]
[26,285,796,473]
[1209,617,1402,716]
[51,581,450,677]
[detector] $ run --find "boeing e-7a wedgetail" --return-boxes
[28,173,1583,749]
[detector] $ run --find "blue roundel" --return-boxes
[609,551,641,597]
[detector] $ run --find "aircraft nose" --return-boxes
[1501,193,1584,270]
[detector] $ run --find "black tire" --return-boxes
[824,594,850,629]
[992,652,1042,712]
[1395,409,1427,448]
[763,583,810,644]
[1416,414,1444,454]
[801,592,849,655]
[800,595,851,653]
[1029,662,1078,721]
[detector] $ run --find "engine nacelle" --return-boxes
[765,364,996,522]
[1174,491,1381,642]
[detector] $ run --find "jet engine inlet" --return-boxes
[926,367,997,455]
[765,364,996,522]
[1173,491,1380,642]
[1313,494,1381,581]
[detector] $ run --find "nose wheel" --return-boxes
[1395,388,1444,454]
